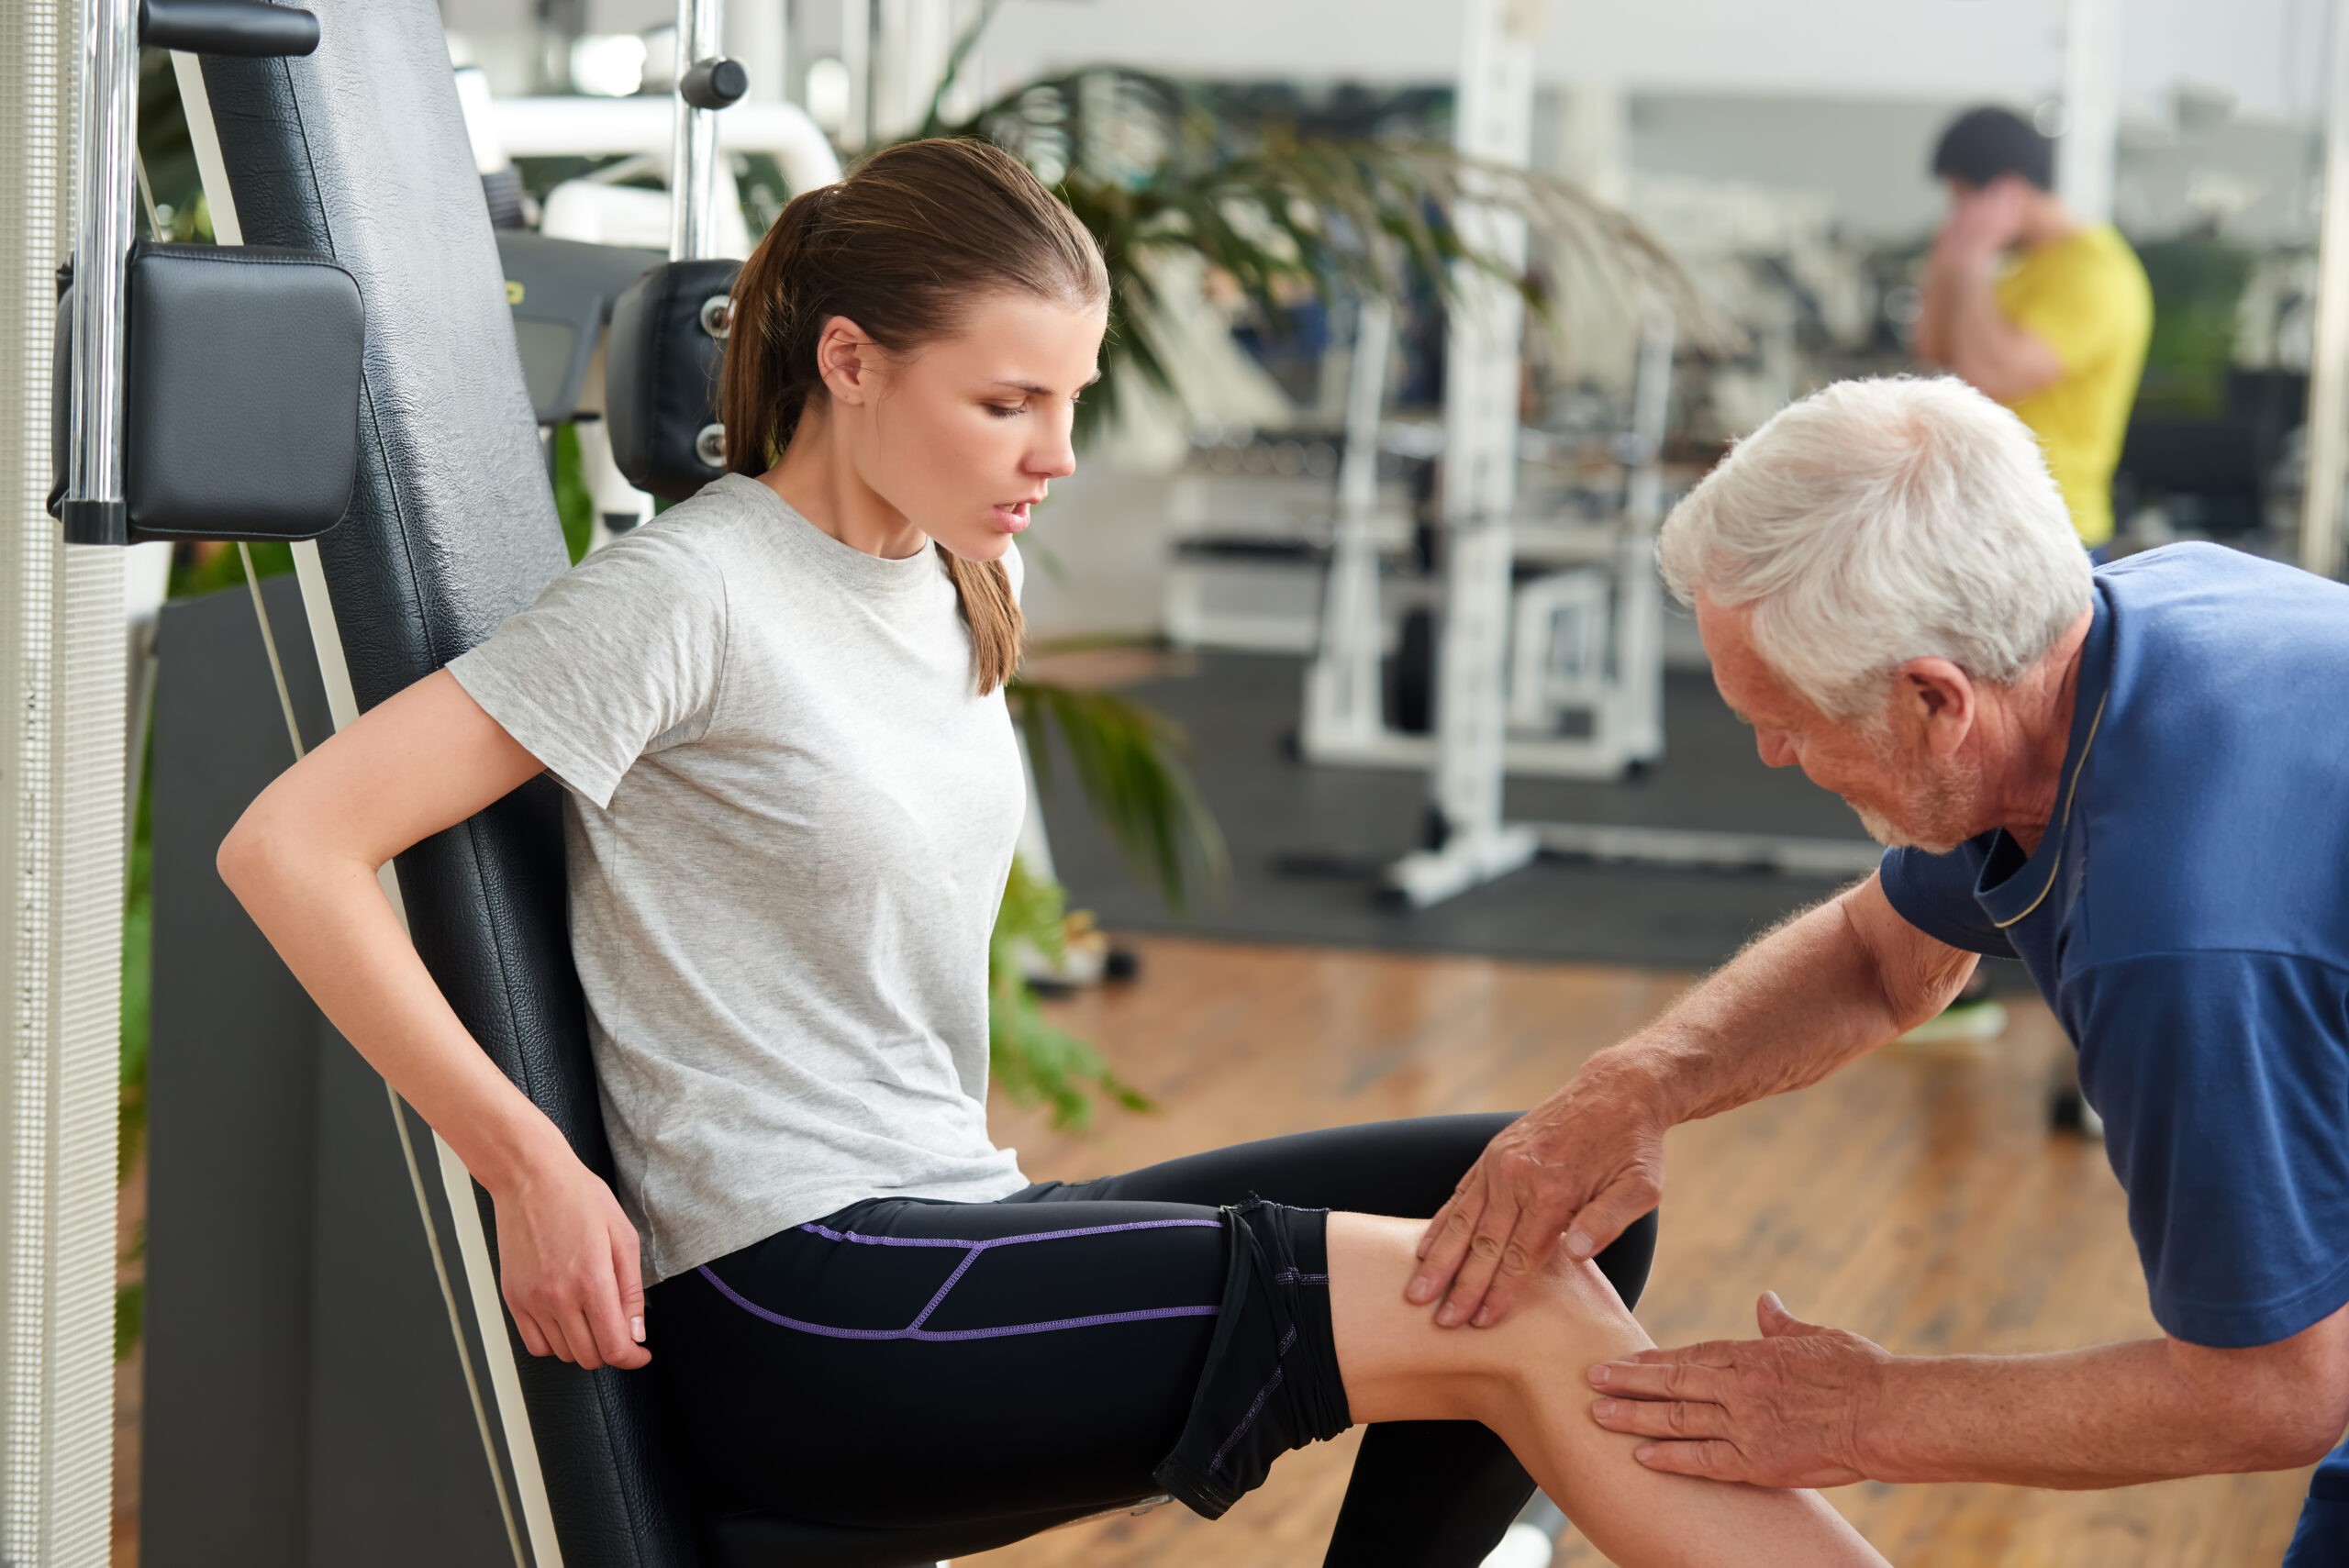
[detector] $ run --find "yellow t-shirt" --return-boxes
[1993,224,2154,547]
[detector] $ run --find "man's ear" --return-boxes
[814,317,879,406]
[1898,657,1976,754]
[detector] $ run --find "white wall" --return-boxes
[443,0,2333,123]
[975,0,2327,122]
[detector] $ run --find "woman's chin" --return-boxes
[933,526,1019,564]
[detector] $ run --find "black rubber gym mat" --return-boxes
[1032,650,2032,987]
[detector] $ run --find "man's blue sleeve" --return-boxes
[2065,951,2349,1348]
[1876,838,2016,959]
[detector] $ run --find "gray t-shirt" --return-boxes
[447,472,1030,1282]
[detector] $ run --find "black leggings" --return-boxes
[651,1113,1657,1567]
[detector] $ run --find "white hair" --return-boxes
[1657,375,2092,721]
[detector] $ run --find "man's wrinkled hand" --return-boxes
[1587,1292,1890,1487]
[1406,1056,1669,1330]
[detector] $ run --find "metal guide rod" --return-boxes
[172,45,564,1568]
[61,0,139,547]
[671,0,725,261]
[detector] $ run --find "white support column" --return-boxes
[2303,0,2349,581]
[1387,0,1543,908]
[2056,0,2120,223]
[1607,304,1673,767]
[1302,298,1395,757]
[725,0,787,103]
[868,0,953,143]
[2,0,122,1559]
[838,0,871,150]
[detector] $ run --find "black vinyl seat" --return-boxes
[194,6,1094,1563]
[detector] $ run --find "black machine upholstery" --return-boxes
[195,7,701,1565]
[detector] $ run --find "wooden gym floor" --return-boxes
[111,934,2316,1565]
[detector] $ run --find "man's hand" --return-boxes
[1407,1055,1670,1329]
[1936,177,2032,266]
[1588,1292,1890,1487]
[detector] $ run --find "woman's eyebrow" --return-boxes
[988,370,1105,395]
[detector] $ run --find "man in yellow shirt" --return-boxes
[1915,106,2153,555]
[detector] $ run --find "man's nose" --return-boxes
[1755,730,1796,769]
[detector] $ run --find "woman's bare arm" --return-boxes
[217,667,650,1370]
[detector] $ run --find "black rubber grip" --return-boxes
[679,57,750,111]
[139,0,320,58]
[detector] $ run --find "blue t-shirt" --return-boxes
[1881,542,2349,1351]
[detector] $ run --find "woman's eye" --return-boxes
[986,404,1026,419]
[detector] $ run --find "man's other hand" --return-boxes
[1589,1292,1890,1487]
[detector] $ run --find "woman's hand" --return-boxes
[492,1152,651,1371]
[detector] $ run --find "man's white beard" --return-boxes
[1853,802,1966,855]
[1850,761,1979,856]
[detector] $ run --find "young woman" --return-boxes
[219,139,1886,1566]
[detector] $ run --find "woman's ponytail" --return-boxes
[721,183,829,478]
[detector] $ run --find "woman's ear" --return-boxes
[814,316,880,406]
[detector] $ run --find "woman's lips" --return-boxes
[991,502,1031,532]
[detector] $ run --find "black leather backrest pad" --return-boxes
[196,6,696,1563]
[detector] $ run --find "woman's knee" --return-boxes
[1325,1212,1648,1431]
[1595,1207,1660,1311]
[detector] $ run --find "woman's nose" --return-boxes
[1030,410,1077,479]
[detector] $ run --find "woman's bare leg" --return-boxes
[1326,1213,1887,1568]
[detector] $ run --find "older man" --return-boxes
[1405,376,2349,1561]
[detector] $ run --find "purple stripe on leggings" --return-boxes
[696,1264,1219,1341]
[798,1216,1222,1248]
[708,1214,1231,1340]
[907,1244,986,1331]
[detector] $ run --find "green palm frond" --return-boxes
[1008,675,1228,914]
[988,857,1152,1129]
[917,62,1733,439]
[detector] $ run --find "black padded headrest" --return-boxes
[196,6,696,1563]
[605,258,740,502]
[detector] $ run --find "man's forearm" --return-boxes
[1924,247,2048,398]
[1913,252,1954,365]
[1601,891,1911,1127]
[1866,1340,2321,1488]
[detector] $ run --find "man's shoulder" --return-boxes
[2100,541,2349,639]
[2082,548,2349,967]
[2011,224,2149,306]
